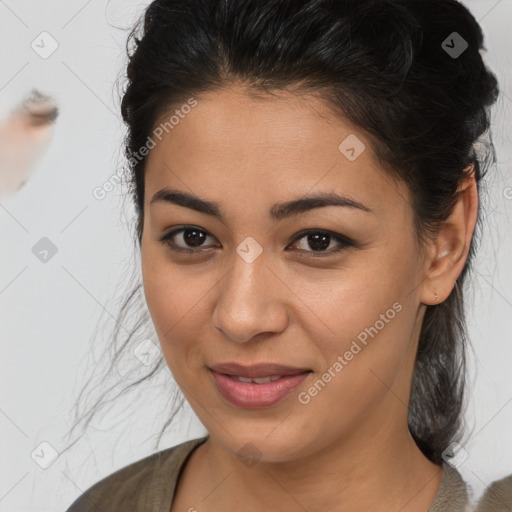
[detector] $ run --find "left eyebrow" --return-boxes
[149,188,373,221]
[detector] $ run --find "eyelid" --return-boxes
[158,225,218,253]
[288,228,354,246]
[159,225,355,256]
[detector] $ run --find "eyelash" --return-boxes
[158,226,355,258]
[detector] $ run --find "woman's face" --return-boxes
[141,84,431,462]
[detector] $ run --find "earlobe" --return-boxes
[420,165,478,306]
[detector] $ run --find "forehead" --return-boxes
[144,84,410,219]
[152,84,367,156]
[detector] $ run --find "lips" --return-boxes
[207,362,313,407]
[209,369,312,408]
[208,362,311,378]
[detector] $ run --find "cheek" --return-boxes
[296,297,417,438]
[308,281,411,381]
[292,244,420,392]
[141,246,217,371]
[287,249,405,346]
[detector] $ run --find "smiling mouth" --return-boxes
[222,372,311,384]
[208,369,313,408]
[208,362,312,379]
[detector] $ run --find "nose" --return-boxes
[211,251,289,343]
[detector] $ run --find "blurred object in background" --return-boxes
[0,89,58,196]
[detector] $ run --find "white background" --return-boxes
[0,1,511,510]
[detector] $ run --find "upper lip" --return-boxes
[209,362,312,378]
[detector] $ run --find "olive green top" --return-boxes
[65,436,512,512]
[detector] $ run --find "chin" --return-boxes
[210,426,317,465]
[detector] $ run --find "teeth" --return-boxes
[232,375,282,384]
[235,376,254,383]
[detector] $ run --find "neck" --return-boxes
[194,414,442,512]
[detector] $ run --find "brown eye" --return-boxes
[288,230,354,257]
[159,226,217,252]
[158,226,354,258]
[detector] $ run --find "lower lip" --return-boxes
[209,369,311,408]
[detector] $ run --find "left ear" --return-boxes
[419,165,479,306]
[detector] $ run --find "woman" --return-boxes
[64,0,512,510]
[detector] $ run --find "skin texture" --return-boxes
[140,83,478,512]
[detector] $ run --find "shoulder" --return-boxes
[429,463,469,511]
[432,464,512,511]
[473,473,512,511]
[65,436,209,512]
